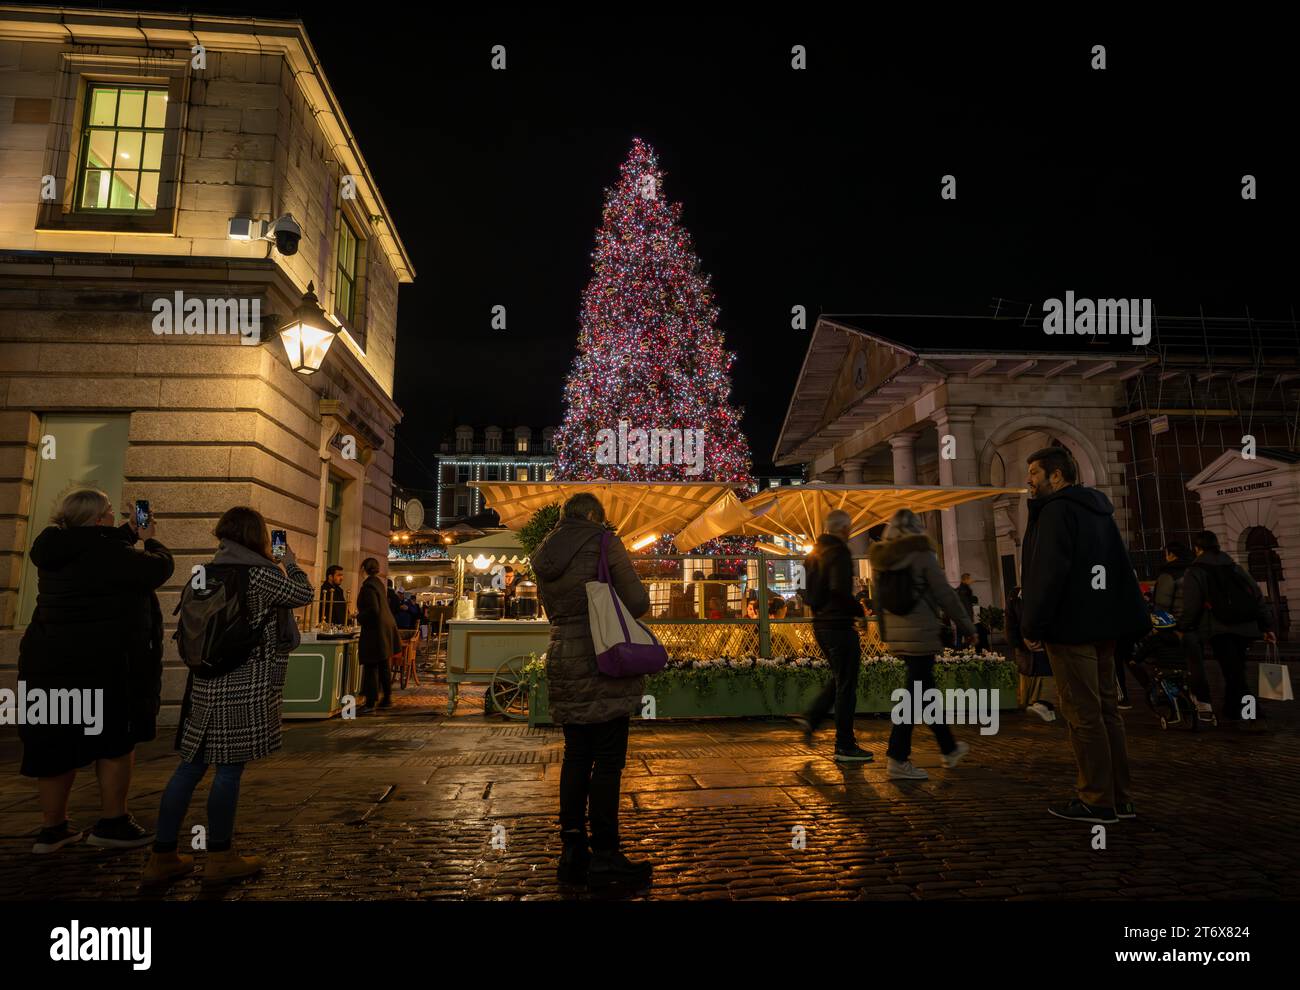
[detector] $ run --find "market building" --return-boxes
[0,7,415,721]
[775,313,1300,638]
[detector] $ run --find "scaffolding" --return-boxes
[1117,310,1300,636]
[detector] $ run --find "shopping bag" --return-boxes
[1258,644,1293,701]
[586,531,668,678]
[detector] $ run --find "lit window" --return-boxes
[515,467,529,481]
[76,85,167,212]
[516,437,529,452]
[335,217,359,324]
[544,465,555,481]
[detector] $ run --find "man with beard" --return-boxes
[1020,446,1148,825]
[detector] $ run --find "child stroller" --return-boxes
[1132,610,1216,731]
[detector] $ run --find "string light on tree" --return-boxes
[554,138,752,484]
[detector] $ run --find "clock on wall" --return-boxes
[852,350,868,391]
[403,498,425,532]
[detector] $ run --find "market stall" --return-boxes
[283,631,360,719]
[469,480,1023,724]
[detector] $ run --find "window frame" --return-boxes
[334,213,360,325]
[73,83,169,215]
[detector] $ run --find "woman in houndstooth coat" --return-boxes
[143,507,313,889]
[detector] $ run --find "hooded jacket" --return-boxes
[1020,484,1149,645]
[868,532,976,655]
[1179,550,1272,639]
[18,523,173,772]
[533,517,650,724]
[804,534,861,627]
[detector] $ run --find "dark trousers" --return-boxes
[361,660,391,706]
[805,624,861,750]
[560,715,630,852]
[887,654,957,761]
[1182,632,1211,702]
[1209,634,1252,721]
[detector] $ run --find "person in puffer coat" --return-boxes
[532,493,652,891]
[868,509,976,780]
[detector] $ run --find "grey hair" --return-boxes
[52,487,111,529]
[824,509,852,536]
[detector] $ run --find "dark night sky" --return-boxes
[60,8,1300,484]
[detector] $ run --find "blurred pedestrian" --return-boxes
[357,557,398,711]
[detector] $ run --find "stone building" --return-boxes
[0,8,414,721]
[434,425,557,527]
[775,313,1300,636]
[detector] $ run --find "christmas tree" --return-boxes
[554,138,752,483]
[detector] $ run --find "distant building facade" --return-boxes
[434,425,557,526]
[777,314,1300,639]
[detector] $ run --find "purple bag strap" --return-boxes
[597,530,634,643]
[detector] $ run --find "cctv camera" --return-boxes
[266,214,302,256]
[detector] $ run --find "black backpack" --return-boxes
[172,564,273,679]
[1197,562,1260,625]
[877,567,921,616]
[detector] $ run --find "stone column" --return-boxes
[933,406,994,610]
[889,432,918,485]
[840,458,870,562]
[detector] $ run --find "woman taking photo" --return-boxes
[20,488,173,854]
[142,506,313,888]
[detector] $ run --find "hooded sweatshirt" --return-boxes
[1020,484,1149,645]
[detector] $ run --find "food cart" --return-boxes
[443,531,548,715]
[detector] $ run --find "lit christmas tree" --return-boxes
[554,138,752,483]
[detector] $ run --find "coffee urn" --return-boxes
[515,581,539,619]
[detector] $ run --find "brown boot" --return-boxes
[202,848,264,886]
[141,850,195,888]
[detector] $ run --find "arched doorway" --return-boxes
[1243,526,1288,642]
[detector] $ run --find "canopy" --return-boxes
[471,480,745,544]
[672,482,1025,551]
[445,530,527,564]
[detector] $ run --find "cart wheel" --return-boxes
[488,655,530,721]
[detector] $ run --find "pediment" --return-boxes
[1186,449,1293,490]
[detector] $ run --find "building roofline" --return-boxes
[0,4,415,283]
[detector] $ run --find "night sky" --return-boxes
[61,9,1300,484]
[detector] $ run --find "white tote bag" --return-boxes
[1258,644,1294,702]
[585,531,667,678]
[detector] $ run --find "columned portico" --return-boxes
[889,432,919,485]
[933,405,994,607]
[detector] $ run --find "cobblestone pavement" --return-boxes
[1,666,1297,901]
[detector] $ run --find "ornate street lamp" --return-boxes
[279,281,337,375]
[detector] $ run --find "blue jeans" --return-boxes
[153,759,245,853]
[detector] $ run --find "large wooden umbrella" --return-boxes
[471,480,746,545]
[672,482,1025,551]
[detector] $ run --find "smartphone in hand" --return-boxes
[134,499,151,531]
[271,529,287,561]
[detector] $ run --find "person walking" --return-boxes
[319,564,347,626]
[142,506,313,887]
[19,488,174,854]
[357,557,399,711]
[792,510,874,763]
[1153,541,1212,718]
[1006,586,1056,722]
[954,573,978,649]
[1020,447,1149,825]
[869,509,976,779]
[532,493,653,890]
[1180,530,1276,730]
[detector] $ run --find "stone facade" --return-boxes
[0,10,414,724]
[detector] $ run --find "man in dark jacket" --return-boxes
[1021,446,1148,825]
[357,558,398,711]
[533,493,652,890]
[793,510,873,763]
[1179,530,1276,729]
[318,564,347,625]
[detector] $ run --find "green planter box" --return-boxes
[526,660,1017,726]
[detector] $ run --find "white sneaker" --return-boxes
[1027,702,1056,723]
[941,741,971,768]
[1195,701,1213,716]
[887,758,928,780]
